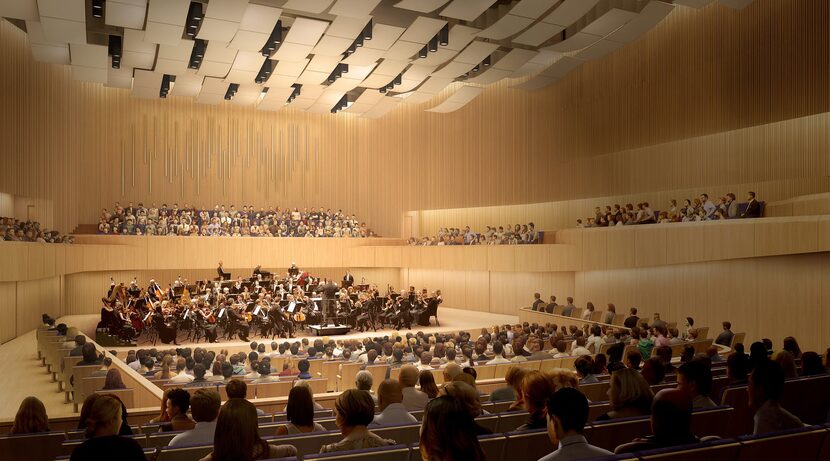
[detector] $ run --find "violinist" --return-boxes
[226,299,250,342]
[268,300,294,339]
[196,302,218,343]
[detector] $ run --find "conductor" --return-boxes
[320,278,338,325]
[217,261,231,281]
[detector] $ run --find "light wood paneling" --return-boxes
[0,283,16,343]
[15,277,62,338]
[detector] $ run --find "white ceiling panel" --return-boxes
[259,86,294,107]
[154,58,189,75]
[396,92,434,104]
[289,98,315,110]
[383,40,422,60]
[312,35,353,56]
[362,97,399,118]
[204,0,248,23]
[31,43,70,64]
[307,54,342,73]
[454,41,499,64]
[477,15,533,40]
[296,70,329,85]
[494,48,537,71]
[541,0,599,26]
[510,74,557,90]
[106,66,134,89]
[295,84,325,100]
[574,38,624,60]
[122,50,156,69]
[171,71,203,96]
[157,40,193,62]
[430,61,474,79]
[200,76,230,94]
[370,59,409,77]
[363,24,405,50]
[439,0,497,22]
[606,1,673,44]
[237,4,281,33]
[70,43,108,68]
[345,63,376,80]
[444,25,480,51]
[197,18,241,42]
[265,74,298,88]
[464,67,511,85]
[510,0,560,19]
[231,85,261,105]
[25,21,57,45]
[542,55,582,77]
[326,15,371,39]
[418,76,454,94]
[204,42,238,63]
[197,61,233,77]
[342,46,385,65]
[399,16,446,44]
[510,49,560,76]
[327,77,362,92]
[360,73,394,88]
[231,51,265,71]
[0,0,39,20]
[105,0,148,30]
[581,8,637,36]
[272,42,313,61]
[719,0,753,9]
[282,0,333,14]
[123,28,155,53]
[343,102,371,114]
[132,69,162,88]
[228,31,270,51]
[425,85,482,112]
[37,0,85,22]
[284,17,329,45]
[39,17,86,44]
[393,0,449,13]
[223,69,257,83]
[307,103,335,114]
[273,59,309,77]
[543,31,601,52]
[417,48,458,66]
[354,88,385,105]
[512,21,564,46]
[146,0,189,26]
[329,0,381,17]
[144,21,186,46]
[395,77,427,93]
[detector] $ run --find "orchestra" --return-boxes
[97,264,442,345]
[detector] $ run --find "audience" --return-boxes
[161,388,196,432]
[275,385,327,435]
[1,217,72,243]
[440,381,491,435]
[370,380,418,427]
[418,369,440,399]
[749,360,804,434]
[169,389,220,447]
[419,396,486,461]
[101,368,126,390]
[98,202,375,237]
[596,368,654,421]
[539,388,612,460]
[410,223,539,246]
[398,364,429,410]
[199,398,296,461]
[11,396,49,435]
[320,389,396,453]
[677,358,717,408]
[78,394,132,436]
[614,389,699,453]
[70,395,144,461]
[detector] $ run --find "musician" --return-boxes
[268,300,294,339]
[226,300,250,342]
[320,278,338,324]
[253,265,271,279]
[287,262,300,278]
[154,300,179,345]
[148,279,163,301]
[217,260,230,280]
[342,270,354,288]
[196,303,218,343]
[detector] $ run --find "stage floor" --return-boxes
[0,308,518,421]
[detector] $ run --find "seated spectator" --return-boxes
[799,351,825,376]
[614,389,699,454]
[625,349,643,370]
[102,368,126,390]
[486,341,511,365]
[571,337,591,356]
[637,329,655,360]
[297,359,312,379]
[516,370,555,431]
[551,340,570,359]
[715,321,734,347]
[575,356,599,385]
[199,398,296,461]
[399,364,429,410]
[654,346,675,374]
[78,394,132,436]
[750,360,804,434]
[251,362,279,383]
[320,389,396,453]
[725,351,750,390]
[70,395,144,461]
[782,336,802,359]
[677,358,717,408]
[11,396,49,435]
[441,381,491,435]
[420,396,485,461]
[275,386,326,435]
[226,378,266,416]
[168,358,194,383]
[153,355,175,380]
[532,293,544,311]
[161,388,196,432]
[774,351,798,379]
[596,369,653,421]
[370,380,418,427]
[539,388,612,460]
[169,389,220,447]
[419,370,439,399]
[490,366,522,404]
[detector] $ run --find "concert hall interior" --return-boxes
[2,0,830,460]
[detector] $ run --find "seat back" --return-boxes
[0,432,66,461]
[539,358,562,372]
[720,385,752,437]
[476,364,497,380]
[695,327,709,340]
[430,367,445,385]
[730,332,746,349]
[304,444,410,461]
[559,356,577,370]
[95,388,135,408]
[503,428,555,461]
[364,365,389,393]
[145,432,179,448]
[735,426,827,461]
[690,406,734,438]
[780,374,830,425]
[156,444,214,461]
[584,416,652,451]
[274,431,343,458]
[477,415,499,433]
[638,439,742,461]
[493,363,514,379]
[495,411,528,433]
[580,382,611,402]
[370,424,421,445]
[257,380,295,398]
[338,362,362,391]
[320,361,342,391]
[477,433,507,461]
[588,402,612,422]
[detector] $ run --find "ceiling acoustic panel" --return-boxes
[606,1,674,44]
[540,0,599,26]
[383,40,422,60]
[477,14,534,40]
[512,21,564,47]
[144,21,185,46]
[273,59,309,77]
[362,96,400,118]
[581,8,638,36]
[37,0,84,21]
[464,67,511,85]
[69,42,108,68]
[393,0,449,13]
[197,18,241,42]
[145,0,189,46]
[444,25,480,51]
[509,0,560,19]
[343,47,386,65]
[283,17,329,45]
[326,15,371,39]
[105,0,148,30]
[510,49,560,77]
[494,48,537,71]
[363,24,405,50]
[454,41,499,64]
[312,35,353,56]
[272,42,314,61]
[543,31,601,53]
[25,21,71,64]
[440,0,497,21]
[0,0,39,21]
[122,28,157,69]
[430,61,474,79]
[418,48,459,67]
[258,86,294,111]
[170,71,204,96]
[39,16,86,44]
[399,16,447,44]
[328,0,381,17]
[106,65,134,89]
[282,0,334,14]
[574,39,624,60]
[425,85,482,113]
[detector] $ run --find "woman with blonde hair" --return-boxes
[200,399,296,461]
[515,370,555,431]
[504,366,528,411]
[154,354,175,380]
[595,368,653,421]
[70,395,144,461]
[11,396,49,435]
[440,381,491,435]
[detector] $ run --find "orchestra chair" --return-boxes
[695,326,710,340]
[371,423,421,444]
[729,332,746,349]
[477,433,507,461]
[590,311,604,322]
[304,444,410,461]
[503,428,555,461]
[36,327,59,361]
[95,388,135,409]
[734,426,828,461]
[0,431,66,461]
[636,439,742,461]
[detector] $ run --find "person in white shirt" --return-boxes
[252,362,280,384]
[168,389,220,447]
[586,326,605,354]
[537,388,612,461]
[486,342,511,365]
[570,337,592,357]
[168,358,194,384]
[369,380,418,427]
[551,341,570,359]
[416,352,434,371]
[398,365,429,411]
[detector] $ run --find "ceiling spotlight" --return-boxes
[108,35,122,70]
[428,36,438,52]
[340,63,349,74]
[393,74,402,86]
[483,55,491,67]
[160,74,172,99]
[472,64,480,72]
[261,20,282,57]
[91,0,104,18]
[362,20,373,40]
[379,87,386,94]
[439,24,449,46]
[418,45,428,58]
[224,83,239,101]
[185,2,204,38]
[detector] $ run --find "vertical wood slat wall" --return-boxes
[0,1,828,238]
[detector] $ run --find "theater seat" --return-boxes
[690,406,734,438]
[370,423,421,445]
[583,416,652,451]
[637,439,741,461]
[0,431,66,461]
[477,433,507,461]
[266,431,343,458]
[494,410,527,432]
[720,385,753,436]
[156,444,214,461]
[779,375,830,425]
[303,444,410,461]
[503,428,555,461]
[734,425,828,461]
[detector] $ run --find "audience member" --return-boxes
[419,396,486,461]
[749,360,804,434]
[70,395,144,461]
[715,321,734,347]
[370,380,418,427]
[440,381,491,435]
[677,359,717,408]
[199,398,297,461]
[275,386,326,435]
[614,389,699,453]
[398,365,429,410]
[169,389,220,447]
[11,396,50,435]
[101,368,126,390]
[418,370,439,399]
[538,388,612,460]
[161,388,196,432]
[320,389,396,453]
[596,368,653,420]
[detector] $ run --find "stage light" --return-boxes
[439,24,449,46]
[393,74,402,86]
[108,35,122,69]
[185,2,204,38]
[261,20,282,57]
[224,83,239,101]
[418,45,428,58]
[472,64,480,72]
[160,74,172,99]
[362,20,373,40]
[92,0,104,18]
[483,55,491,67]
[428,36,438,52]
[189,39,206,70]
[379,87,386,94]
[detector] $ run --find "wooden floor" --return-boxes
[0,308,518,422]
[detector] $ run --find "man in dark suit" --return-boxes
[321,279,339,324]
[531,293,544,311]
[741,191,762,218]
[342,270,354,288]
[715,321,734,347]
[217,261,230,280]
[624,307,640,329]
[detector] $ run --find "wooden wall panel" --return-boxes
[754,217,820,256]
[16,277,61,336]
[0,283,16,343]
